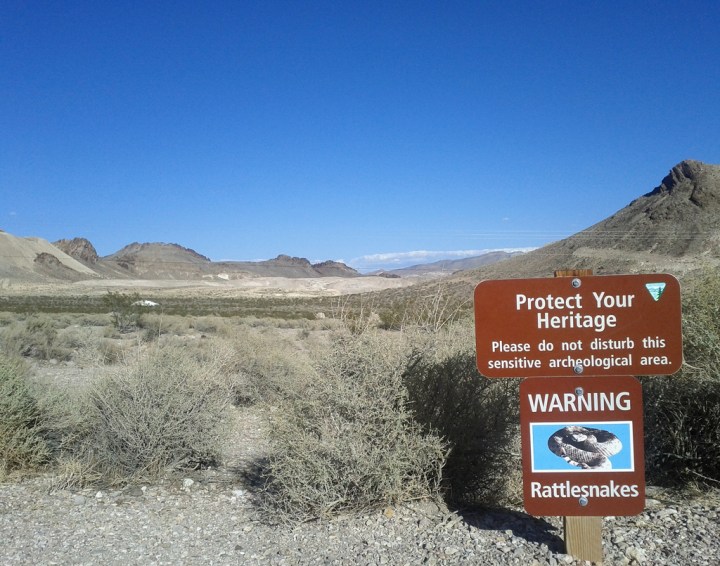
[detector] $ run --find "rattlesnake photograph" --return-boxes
[547,425,623,470]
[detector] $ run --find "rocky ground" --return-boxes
[1,475,718,565]
[1,406,718,565]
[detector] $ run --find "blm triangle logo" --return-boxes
[645,282,666,301]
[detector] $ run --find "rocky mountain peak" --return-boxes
[109,242,211,263]
[271,254,313,267]
[53,237,99,264]
[312,260,360,277]
[649,160,720,205]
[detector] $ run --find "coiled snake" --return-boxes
[547,425,622,470]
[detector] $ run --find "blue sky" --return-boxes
[2,1,719,272]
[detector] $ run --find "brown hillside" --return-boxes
[572,160,720,257]
[433,160,720,298]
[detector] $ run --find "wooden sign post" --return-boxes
[556,271,600,563]
[473,270,682,564]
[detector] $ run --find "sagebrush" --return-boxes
[643,268,720,486]
[55,342,231,483]
[404,350,520,505]
[0,353,49,476]
[260,330,447,521]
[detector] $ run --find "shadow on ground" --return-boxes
[456,506,565,553]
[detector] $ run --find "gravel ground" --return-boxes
[1,475,718,566]
[1,407,718,565]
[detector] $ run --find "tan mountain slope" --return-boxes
[0,231,98,283]
[98,242,212,279]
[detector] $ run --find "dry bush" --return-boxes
[0,315,72,361]
[260,330,447,522]
[642,269,720,487]
[49,342,232,483]
[72,334,132,367]
[402,323,520,507]
[382,284,471,333]
[75,313,114,327]
[137,313,190,340]
[330,297,383,335]
[191,316,233,335]
[227,326,315,405]
[0,353,50,477]
[0,312,20,327]
[643,375,720,487]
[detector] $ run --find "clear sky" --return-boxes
[2,1,719,272]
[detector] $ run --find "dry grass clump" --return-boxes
[260,330,447,522]
[0,353,50,478]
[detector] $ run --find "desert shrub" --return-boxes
[379,285,471,332]
[137,313,190,339]
[0,315,71,361]
[62,342,231,482]
[642,269,720,486]
[260,330,447,521]
[403,347,520,506]
[103,291,149,332]
[76,313,114,327]
[0,312,19,327]
[55,325,100,354]
[0,353,50,476]
[72,335,130,367]
[330,297,383,335]
[191,316,234,335]
[228,326,315,405]
[643,375,720,486]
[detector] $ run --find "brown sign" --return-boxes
[520,376,645,517]
[474,274,682,378]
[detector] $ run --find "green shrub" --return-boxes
[103,291,147,332]
[68,343,231,481]
[643,375,720,486]
[0,354,50,475]
[260,330,447,521]
[404,349,520,506]
[642,269,720,486]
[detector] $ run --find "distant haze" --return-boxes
[349,248,536,272]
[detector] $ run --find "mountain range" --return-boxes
[2,160,719,286]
